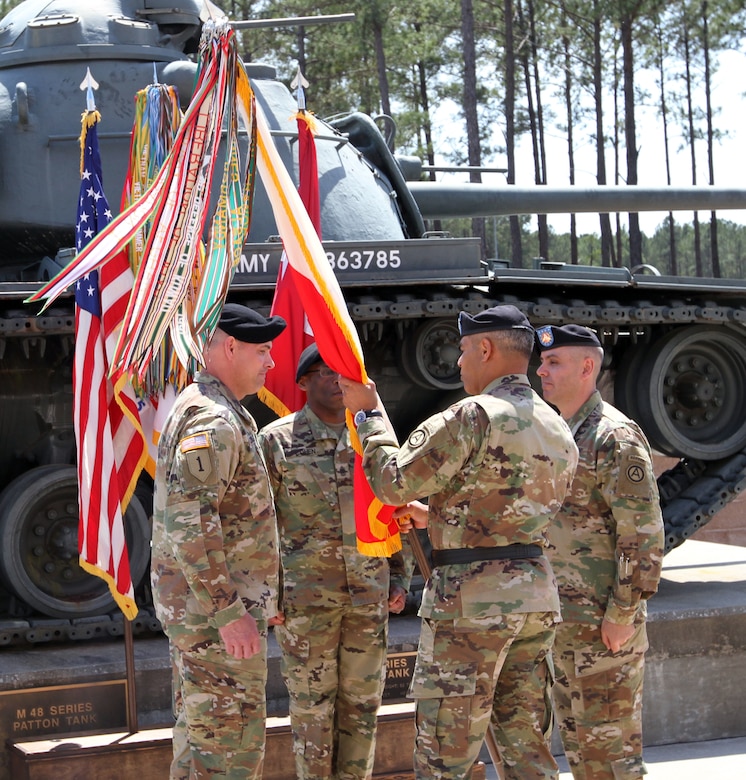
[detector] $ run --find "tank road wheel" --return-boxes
[613,343,649,424]
[0,465,151,618]
[635,326,746,460]
[400,318,463,390]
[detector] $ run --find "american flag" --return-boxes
[74,113,145,620]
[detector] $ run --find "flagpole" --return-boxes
[75,68,138,734]
[124,617,139,733]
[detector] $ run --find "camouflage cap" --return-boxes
[295,343,322,382]
[458,304,534,336]
[535,324,601,350]
[218,303,286,343]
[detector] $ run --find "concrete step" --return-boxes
[642,540,746,745]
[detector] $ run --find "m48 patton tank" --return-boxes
[1,0,746,642]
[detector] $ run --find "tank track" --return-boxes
[657,448,746,552]
[0,606,162,647]
[345,286,746,328]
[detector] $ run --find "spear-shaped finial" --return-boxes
[290,65,309,111]
[200,0,227,22]
[80,67,99,111]
[153,62,159,85]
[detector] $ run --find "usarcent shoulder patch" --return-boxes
[408,429,427,448]
[180,432,215,485]
[618,447,651,498]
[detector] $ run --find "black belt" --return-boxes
[431,544,543,567]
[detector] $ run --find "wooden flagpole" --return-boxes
[124,616,139,733]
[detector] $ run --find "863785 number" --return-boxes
[325,249,401,271]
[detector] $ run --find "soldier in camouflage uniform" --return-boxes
[151,303,286,780]
[535,324,665,780]
[338,305,579,780]
[259,343,412,780]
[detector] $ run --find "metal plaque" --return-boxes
[0,680,127,740]
[383,652,416,701]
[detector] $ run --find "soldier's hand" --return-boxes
[601,618,635,653]
[393,500,428,530]
[219,613,261,659]
[338,377,379,412]
[388,584,407,614]
[268,611,285,627]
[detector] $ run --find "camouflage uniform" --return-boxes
[356,374,578,780]
[151,372,279,780]
[259,406,411,780]
[546,390,664,780]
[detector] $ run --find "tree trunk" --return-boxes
[656,20,677,275]
[503,0,523,267]
[621,14,642,267]
[683,27,703,276]
[593,6,614,267]
[562,7,578,264]
[702,1,720,277]
[371,21,391,118]
[414,31,441,230]
[460,0,486,259]
[526,0,548,260]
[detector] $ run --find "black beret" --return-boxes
[535,324,601,350]
[458,304,534,336]
[218,303,286,343]
[295,343,322,382]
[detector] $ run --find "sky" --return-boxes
[428,49,746,236]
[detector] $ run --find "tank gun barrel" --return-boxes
[230,13,355,30]
[408,183,746,219]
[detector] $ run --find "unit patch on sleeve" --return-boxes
[617,447,652,499]
[180,432,216,485]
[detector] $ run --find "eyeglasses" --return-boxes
[306,367,339,378]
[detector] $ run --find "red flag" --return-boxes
[255,106,401,557]
[74,112,146,620]
[259,112,318,416]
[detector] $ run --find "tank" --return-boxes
[1,0,746,641]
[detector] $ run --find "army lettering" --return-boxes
[237,252,271,273]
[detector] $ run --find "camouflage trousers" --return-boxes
[552,621,648,780]
[169,630,268,780]
[276,600,388,780]
[409,611,558,780]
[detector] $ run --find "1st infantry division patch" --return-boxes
[180,432,215,484]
